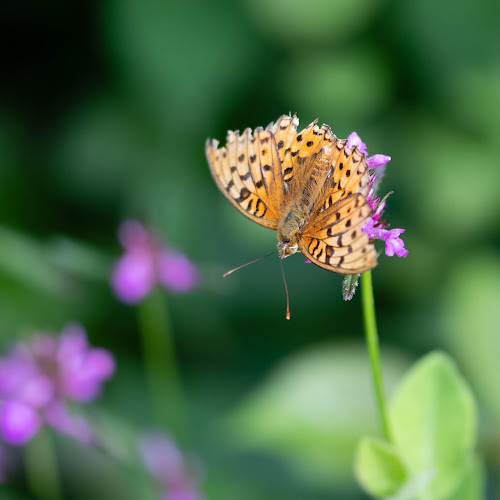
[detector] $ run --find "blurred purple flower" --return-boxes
[0,324,114,446]
[139,433,204,500]
[346,132,408,259]
[0,401,41,445]
[112,220,199,304]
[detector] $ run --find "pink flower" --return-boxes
[0,324,114,447]
[346,132,408,259]
[112,220,199,304]
[346,132,368,154]
[362,219,408,258]
[0,401,41,445]
[140,433,204,500]
[57,324,115,402]
[367,154,391,169]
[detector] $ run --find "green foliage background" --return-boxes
[0,0,499,498]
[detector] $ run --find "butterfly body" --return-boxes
[277,146,333,258]
[206,114,378,275]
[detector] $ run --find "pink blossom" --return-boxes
[367,154,391,169]
[112,220,199,304]
[346,132,408,259]
[362,220,408,258]
[0,324,114,447]
[140,433,204,500]
[346,132,367,154]
[157,252,199,293]
[0,401,41,445]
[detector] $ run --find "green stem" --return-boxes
[25,430,62,500]
[361,271,392,442]
[137,289,185,441]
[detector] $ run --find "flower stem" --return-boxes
[25,430,62,500]
[361,271,392,442]
[137,289,186,441]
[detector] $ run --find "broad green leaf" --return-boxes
[355,437,408,497]
[226,343,410,489]
[447,456,484,500]
[390,352,477,499]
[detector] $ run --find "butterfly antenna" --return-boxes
[280,258,291,320]
[223,251,277,278]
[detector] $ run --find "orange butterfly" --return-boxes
[205,114,377,275]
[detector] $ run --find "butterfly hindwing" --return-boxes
[299,193,377,274]
[314,140,371,215]
[205,128,283,229]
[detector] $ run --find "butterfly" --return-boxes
[205,114,377,275]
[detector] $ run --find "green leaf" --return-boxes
[355,437,408,497]
[389,352,477,499]
[226,343,410,490]
[447,456,484,500]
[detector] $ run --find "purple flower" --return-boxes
[112,220,199,304]
[362,219,409,258]
[139,433,204,500]
[367,154,391,170]
[346,132,408,259]
[0,401,41,445]
[346,131,368,155]
[0,324,114,446]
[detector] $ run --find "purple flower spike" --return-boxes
[0,324,114,450]
[345,131,408,260]
[111,250,156,304]
[346,132,368,155]
[44,402,92,444]
[57,324,115,402]
[367,154,391,169]
[119,219,150,250]
[382,229,408,258]
[0,401,41,445]
[140,433,204,500]
[158,252,200,294]
[166,482,203,500]
[363,219,408,258]
[112,220,199,304]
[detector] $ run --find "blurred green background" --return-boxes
[1,0,499,498]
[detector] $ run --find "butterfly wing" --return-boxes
[205,127,285,229]
[266,115,335,189]
[298,139,377,274]
[299,193,377,275]
[314,139,371,214]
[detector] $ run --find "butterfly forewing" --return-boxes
[266,114,299,185]
[299,194,377,274]
[205,128,282,229]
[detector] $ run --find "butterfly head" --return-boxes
[278,239,298,259]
